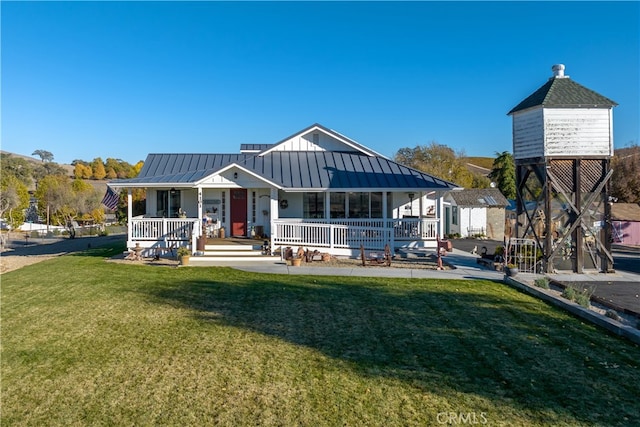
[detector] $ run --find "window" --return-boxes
[330,192,346,218]
[371,192,383,218]
[452,206,458,225]
[328,192,390,219]
[156,189,181,217]
[252,191,256,223]
[348,192,370,218]
[303,193,324,218]
[221,191,226,223]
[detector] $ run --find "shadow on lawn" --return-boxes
[145,271,640,425]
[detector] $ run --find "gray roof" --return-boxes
[445,188,509,207]
[114,151,456,190]
[508,77,617,115]
[240,144,273,152]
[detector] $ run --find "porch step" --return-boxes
[189,256,278,263]
[199,250,264,257]
[204,244,260,251]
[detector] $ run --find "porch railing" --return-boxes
[129,217,201,250]
[273,218,439,252]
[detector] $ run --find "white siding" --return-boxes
[270,131,359,152]
[460,207,486,237]
[512,108,544,160]
[543,108,613,157]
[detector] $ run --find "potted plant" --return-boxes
[177,246,191,266]
[505,263,518,277]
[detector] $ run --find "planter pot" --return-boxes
[179,255,190,266]
[505,266,518,277]
[291,258,302,267]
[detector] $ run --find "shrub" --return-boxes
[562,284,593,308]
[534,277,550,289]
[562,285,577,301]
[605,309,623,322]
[177,246,191,257]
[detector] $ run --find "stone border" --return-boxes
[503,276,640,346]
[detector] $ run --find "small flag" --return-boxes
[101,185,120,210]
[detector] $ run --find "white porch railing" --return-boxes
[129,217,201,252]
[273,218,439,252]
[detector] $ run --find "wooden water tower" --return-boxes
[508,64,617,273]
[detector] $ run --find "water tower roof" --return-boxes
[508,75,617,115]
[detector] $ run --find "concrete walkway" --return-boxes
[197,249,507,282]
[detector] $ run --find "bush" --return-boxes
[562,285,577,301]
[562,284,593,308]
[605,309,623,322]
[534,277,550,289]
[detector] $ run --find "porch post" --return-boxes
[197,187,203,223]
[127,188,133,245]
[383,192,394,249]
[270,188,278,254]
[437,194,445,238]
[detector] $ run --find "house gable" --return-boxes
[259,123,382,157]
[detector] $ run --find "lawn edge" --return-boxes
[503,276,640,345]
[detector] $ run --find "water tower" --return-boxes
[508,64,617,273]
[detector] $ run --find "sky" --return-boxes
[2,1,639,165]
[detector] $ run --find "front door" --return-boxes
[230,189,247,237]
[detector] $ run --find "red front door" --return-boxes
[230,189,247,237]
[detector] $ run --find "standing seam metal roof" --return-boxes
[112,150,456,190]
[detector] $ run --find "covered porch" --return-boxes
[123,186,444,258]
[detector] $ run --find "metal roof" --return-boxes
[240,144,273,152]
[243,151,455,190]
[113,151,456,190]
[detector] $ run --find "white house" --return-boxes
[109,124,458,258]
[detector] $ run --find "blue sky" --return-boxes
[2,1,639,165]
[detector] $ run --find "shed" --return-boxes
[443,188,509,239]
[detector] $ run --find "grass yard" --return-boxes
[2,244,639,426]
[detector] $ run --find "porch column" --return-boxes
[270,188,278,254]
[127,188,133,245]
[383,192,394,249]
[197,187,203,222]
[437,195,445,238]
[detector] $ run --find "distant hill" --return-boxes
[462,156,494,177]
[1,150,74,177]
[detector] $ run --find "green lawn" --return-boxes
[2,244,639,426]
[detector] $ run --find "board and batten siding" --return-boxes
[513,107,613,160]
[270,132,359,153]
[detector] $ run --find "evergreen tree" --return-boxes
[489,151,516,200]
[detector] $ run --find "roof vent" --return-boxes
[551,64,567,78]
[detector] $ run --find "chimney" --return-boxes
[551,64,567,78]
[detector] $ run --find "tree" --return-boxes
[34,175,101,237]
[489,151,516,200]
[32,149,54,163]
[1,153,34,183]
[91,158,107,180]
[0,174,30,229]
[394,142,473,187]
[33,162,68,183]
[611,143,640,204]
